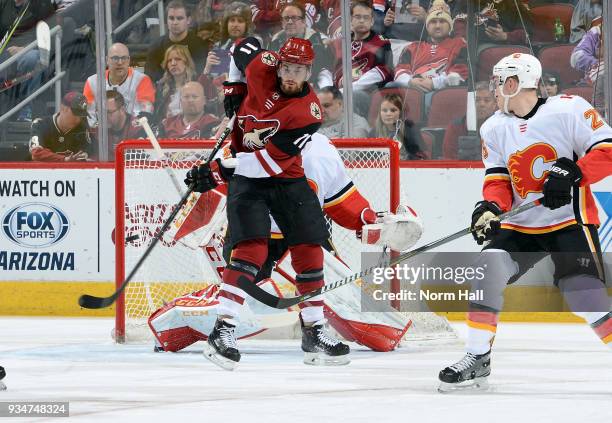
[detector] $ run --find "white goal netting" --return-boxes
[115,139,456,344]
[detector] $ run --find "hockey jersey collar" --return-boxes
[517,97,547,120]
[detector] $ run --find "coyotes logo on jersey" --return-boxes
[507,143,557,199]
[238,115,280,150]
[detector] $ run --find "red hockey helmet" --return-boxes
[278,37,315,66]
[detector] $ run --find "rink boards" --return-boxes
[0,162,610,321]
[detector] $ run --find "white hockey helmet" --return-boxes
[491,53,542,91]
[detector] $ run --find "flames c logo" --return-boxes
[507,143,557,198]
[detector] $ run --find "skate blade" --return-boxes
[437,377,489,394]
[303,352,350,366]
[203,343,238,371]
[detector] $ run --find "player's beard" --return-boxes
[280,79,303,96]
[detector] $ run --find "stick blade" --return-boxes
[36,21,50,67]
[237,276,302,309]
[78,293,116,309]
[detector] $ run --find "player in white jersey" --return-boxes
[438,53,612,392]
[150,133,423,364]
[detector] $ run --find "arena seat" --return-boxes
[477,45,531,81]
[530,3,574,43]
[538,44,584,86]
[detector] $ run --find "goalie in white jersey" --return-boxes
[438,53,612,392]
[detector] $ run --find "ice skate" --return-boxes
[301,319,350,366]
[0,366,6,391]
[203,318,241,371]
[438,351,491,393]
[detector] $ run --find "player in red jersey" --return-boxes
[185,37,350,370]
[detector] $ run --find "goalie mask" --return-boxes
[491,53,542,114]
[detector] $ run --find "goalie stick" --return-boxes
[78,115,236,310]
[238,198,542,309]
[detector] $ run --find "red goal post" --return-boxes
[114,138,401,342]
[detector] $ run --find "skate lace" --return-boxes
[219,324,237,349]
[316,327,340,347]
[449,353,478,373]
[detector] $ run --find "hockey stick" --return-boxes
[239,198,542,309]
[78,115,236,309]
[138,116,185,195]
[0,21,50,94]
[0,1,30,57]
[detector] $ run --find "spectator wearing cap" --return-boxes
[145,0,209,83]
[539,71,561,98]
[83,43,155,127]
[269,2,332,89]
[29,92,94,162]
[393,0,467,93]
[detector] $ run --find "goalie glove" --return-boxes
[471,200,502,245]
[361,205,424,251]
[185,158,236,193]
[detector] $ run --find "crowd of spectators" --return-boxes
[0,0,605,161]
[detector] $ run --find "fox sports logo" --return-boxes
[2,203,70,248]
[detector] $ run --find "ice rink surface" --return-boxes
[0,317,610,423]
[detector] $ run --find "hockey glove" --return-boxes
[471,200,502,245]
[223,81,247,119]
[542,157,582,210]
[185,159,235,193]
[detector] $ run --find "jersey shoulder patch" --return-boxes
[310,102,322,120]
[260,51,278,67]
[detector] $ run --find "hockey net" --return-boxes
[115,139,456,343]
